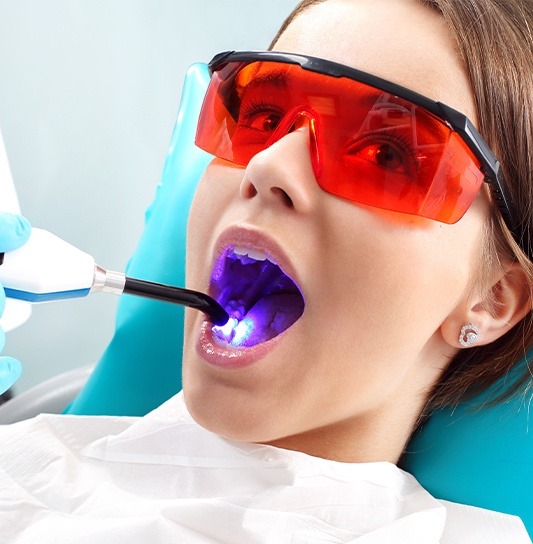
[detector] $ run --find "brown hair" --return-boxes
[271,0,533,411]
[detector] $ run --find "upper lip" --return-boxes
[209,225,303,298]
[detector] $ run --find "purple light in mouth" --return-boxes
[209,247,305,348]
[212,316,255,347]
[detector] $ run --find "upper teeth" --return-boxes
[233,246,273,263]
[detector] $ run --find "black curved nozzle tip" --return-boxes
[123,276,229,325]
[209,304,230,327]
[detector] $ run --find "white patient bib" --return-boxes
[0,393,529,543]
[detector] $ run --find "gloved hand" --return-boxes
[0,213,31,395]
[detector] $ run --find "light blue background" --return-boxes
[0,0,297,392]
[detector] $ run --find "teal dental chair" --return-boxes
[57,63,532,537]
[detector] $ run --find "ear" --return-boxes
[441,262,532,348]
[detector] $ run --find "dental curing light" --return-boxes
[0,228,229,326]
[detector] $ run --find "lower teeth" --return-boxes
[212,317,239,346]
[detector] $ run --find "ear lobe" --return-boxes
[441,262,532,349]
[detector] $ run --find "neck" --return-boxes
[265,407,420,464]
[264,364,438,464]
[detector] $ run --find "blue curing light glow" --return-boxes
[231,317,254,345]
[215,317,239,340]
[212,316,256,347]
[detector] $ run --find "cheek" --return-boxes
[186,164,236,280]
[188,171,218,245]
[310,209,479,363]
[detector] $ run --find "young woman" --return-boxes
[0,0,531,541]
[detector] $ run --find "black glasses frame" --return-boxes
[208,50,527,257]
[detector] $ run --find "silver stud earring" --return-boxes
[459,323,480,347]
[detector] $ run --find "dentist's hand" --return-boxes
[0,213,31,394]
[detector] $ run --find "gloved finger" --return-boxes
[0,213,31,252]
[0,356,22,395]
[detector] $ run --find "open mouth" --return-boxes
[209,246,305,348]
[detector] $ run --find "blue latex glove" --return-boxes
[0,213,31,394]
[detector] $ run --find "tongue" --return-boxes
[237,292,304,347]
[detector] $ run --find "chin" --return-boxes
[182,370,295,444]
[184,392,266,442]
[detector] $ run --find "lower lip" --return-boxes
[195,320,282,370]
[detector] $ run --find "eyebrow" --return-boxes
[235,66,444,132]
[239,69,390,109]
[237,69,290,93]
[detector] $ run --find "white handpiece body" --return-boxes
[0,228,95,302]
[0,128,31,328]
[0,227,227,324]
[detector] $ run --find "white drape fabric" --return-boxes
[0,392,529,543]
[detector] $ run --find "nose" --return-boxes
[239,119,320,213]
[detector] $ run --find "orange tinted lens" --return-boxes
[195,60,484,223]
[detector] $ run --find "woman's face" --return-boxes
[183,0,490,460]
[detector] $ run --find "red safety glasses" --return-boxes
[196,51,522,246]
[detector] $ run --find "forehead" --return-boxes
[272,0,477,122]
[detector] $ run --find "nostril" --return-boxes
[271,187,294,208]
[242,178,294,208]
[241,181,258,199]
